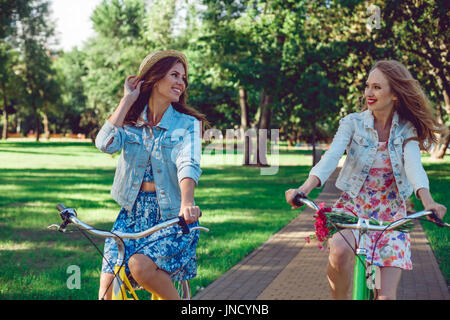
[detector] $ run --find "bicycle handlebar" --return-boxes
[48,204,210,239]
[293,193,321,211]
[292,193,448,231]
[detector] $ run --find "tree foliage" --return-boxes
[1,0,447,160]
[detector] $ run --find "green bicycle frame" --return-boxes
[353,249,370,300]
[352,226,374,300]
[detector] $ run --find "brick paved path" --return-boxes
[194,168,449,300]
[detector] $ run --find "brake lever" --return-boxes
[47,219,70,233]
[47,204,77,233]
[47,224,66,232]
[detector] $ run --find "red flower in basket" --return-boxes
[313,203,333,250]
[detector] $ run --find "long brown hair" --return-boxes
[366,60,446,151]
[123,56,209,129]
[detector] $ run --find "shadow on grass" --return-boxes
[0,140,99,157]
[0,168,115,205]
[0,141,94,148]
[0,148,96,157]
[1,164,311,244]
[0,163,313,299]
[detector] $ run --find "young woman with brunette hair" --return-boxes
[285,60,447,300]
[95,50,207,300]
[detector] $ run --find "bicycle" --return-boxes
[292,193,449,300]
[48,203,209,300]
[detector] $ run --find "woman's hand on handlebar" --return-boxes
[424,201,447,222]
[285,175,320,209]
[285,188,308,209]
[179,205,201,224]
[418,188,447,222]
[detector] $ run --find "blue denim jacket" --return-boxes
[95,104,202,220]
[310,110,429,200]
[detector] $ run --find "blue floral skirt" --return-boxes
[101,191,199,281]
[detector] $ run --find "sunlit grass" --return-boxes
[1,140,447,299]
[0,140,316,299]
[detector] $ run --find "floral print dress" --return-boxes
[332,141,412,270]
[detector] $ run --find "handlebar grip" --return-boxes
[177,216,190,234]
[293,192,307,207]
[430,210,444,228]
[55,204,76,232]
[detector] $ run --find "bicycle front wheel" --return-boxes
[150,280,191,300]
[175,280,191,300]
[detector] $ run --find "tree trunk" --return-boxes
[430,89,450,159]
[256,88,272,166]
[431,130,449,159]
[311,123,317,166]
[239,86,251,165]
[258,88,272,130]
[2,109,7,140]
[1,83,7,140]
[16,116,21,134]
[42,111,49,140]
[34,107,40,142]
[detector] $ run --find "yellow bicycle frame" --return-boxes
[112,265,139,300]
[111,265,165,300]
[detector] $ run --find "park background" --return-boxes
[0,0,449,299]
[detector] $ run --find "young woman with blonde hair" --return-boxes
[286,60,447,300]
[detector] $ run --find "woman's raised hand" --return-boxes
[107,76,144,127]
[123,75,143,104]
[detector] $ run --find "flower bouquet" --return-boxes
[305,203,414,250]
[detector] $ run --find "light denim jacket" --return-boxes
[310,109,429,200]
[95,104,202,220]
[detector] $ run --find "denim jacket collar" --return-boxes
[362,109,400,130]
[157,104,174,130]
[135,105,149,128]
[136,104,174,130]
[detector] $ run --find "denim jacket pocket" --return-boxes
[393,136,404,147]
[391,136,405,167]
[347,134,369,159]
[161,134,183,164]
[161,133,184,147]
[123,130,142,163]
[391,136,404,155]
[124,130,141,144]
[352,134,369,146]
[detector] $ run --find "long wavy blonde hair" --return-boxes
[366,60,447,151]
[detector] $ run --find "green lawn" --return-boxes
[410,156,450,281]
[0,140,317,299]
[0,140,448,299]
